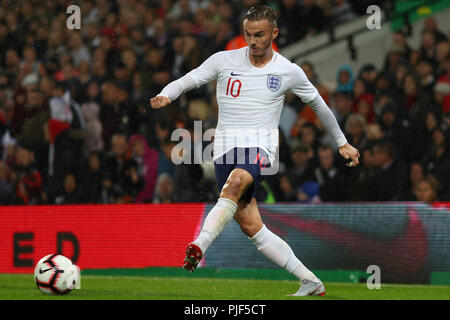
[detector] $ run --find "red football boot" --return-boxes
[182,242,203,272]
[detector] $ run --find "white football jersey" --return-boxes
[187,47,332,164]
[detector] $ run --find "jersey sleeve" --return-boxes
[157,74,197,101]
[289,63,347,147]
[187,51,223,87]
[289,64,319,104]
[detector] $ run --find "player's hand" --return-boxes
[338,142,360,167]
[150,95,171,109]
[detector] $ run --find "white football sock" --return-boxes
[194,197,238,254]
[249,224,319,282]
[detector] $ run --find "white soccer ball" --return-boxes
[34,254,79,295]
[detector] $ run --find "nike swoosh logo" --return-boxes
[230,72,242,76]
[261,207,427,282]
[39,268,54,274]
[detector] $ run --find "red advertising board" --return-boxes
[0,204,205,273]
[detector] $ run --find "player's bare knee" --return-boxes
[239,220,262,238]
[221,175,247,200]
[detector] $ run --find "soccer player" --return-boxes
[150,5,360,296]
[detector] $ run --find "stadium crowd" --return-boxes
[0,0,448,205]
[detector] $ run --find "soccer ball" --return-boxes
[34,254,79,295]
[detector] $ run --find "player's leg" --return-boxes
[183,168,254,272]
[233,197,263,238]
[194,167,253,252]
[235,197,325,296]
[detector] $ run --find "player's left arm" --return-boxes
[290,64,360,167]
[309,94,360,167]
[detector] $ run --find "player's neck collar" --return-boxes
[246,47,276,69]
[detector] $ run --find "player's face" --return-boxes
[243,19,278,58]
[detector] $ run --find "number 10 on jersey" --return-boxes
[226,78,242,98]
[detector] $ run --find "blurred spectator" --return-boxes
[275,173,298,202]
[277,0,304,46]
[378,104,415,162]
[19,46,41,76]
[366,140,407,201]
[312,144,348,201]
[13,88,50,176]
[129,134,158,203]
[298,122,320,154]
[437,51,450,83]
[422,125,450,196]
[397,161,427,201]
[391,30,412,62]
[393,61,410,96]
[4,49,21,86]
[145,48,171,94]
[79,151,106,204]
[103,133,134,200]
[287,142,313,188]
[365,122,385,145]
[423,110,442,146]
[423,17,447,46]
[48,83,86,182]
[54,173,84,204]
[300,0,331,37]
[345,113,368,151]
[68,32,91,68]
[81,81,104,152]
[400,72,432,132]
[0,160,13,204]
[414,176,440,203]
[419,30,438,67]
[383,44,408,74]
[353,91,375,124]
[10,87,46,138]
[100,82,128,150]
[415,56,436,92]
[346,144,377,201]
[358,64,377,94]
[153,173,175,204]
[332,91,354,129]
[117,155,145,203]
[433,80,450,114]
[11,146,45,205]
[297,181,321,203]
[331,0,356,25]
[374,72,395,95]
[336,65,354,94]
[373,89,395,117]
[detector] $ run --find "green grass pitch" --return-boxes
[1,272,449,300]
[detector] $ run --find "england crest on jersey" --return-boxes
[266,74,282,92]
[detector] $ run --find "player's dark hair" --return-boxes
[243,5,277,28]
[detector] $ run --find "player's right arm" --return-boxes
[150,74,195,109]
[150,52,222,109]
